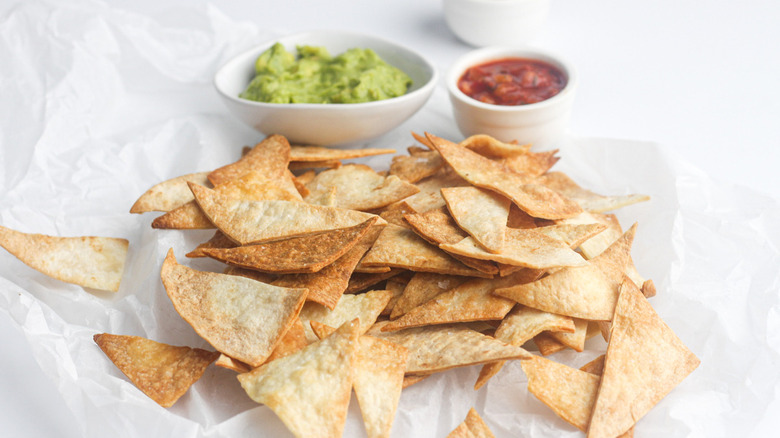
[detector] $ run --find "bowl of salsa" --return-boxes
[447,46,577,149]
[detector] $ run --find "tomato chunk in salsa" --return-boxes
[457,58,567,106]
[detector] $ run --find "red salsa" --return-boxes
[457,57,567,106]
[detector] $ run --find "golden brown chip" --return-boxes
[237,319,359,438]
[94,333,218,407]
[548,317,590,352]
[534,223,609,249]
[186,230,237,258]
[381,278,408,316]
[390,272,468,320]
[587,279,700,438]
[0,225,128,292]
[208,134,291,185]
[215,354,252,373]
[536,171,650,213]
[425,133,582,220]
[160,250,307,367]
[367,322,531,374]
[460,134,531,158]
[200,217,376,274]
[533,332,570,356]
[263,317,310,364]
[130,171,211,214]
[304,164,419,211]
[360,224,491,277]
[290,145,395,161]
[458,408,496,438]
[499,149,560,177]
[221,265,277,284]
[190,183,380,245]
[394,169,469,213]
[388,149,444,183]
[402,373,430,389]
[580,354,606,375]
[288,159,343,171]
[272,224,383,309]
[441,186,511,253]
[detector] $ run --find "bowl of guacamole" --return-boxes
[214,30,437,146]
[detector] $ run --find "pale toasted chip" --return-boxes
[558,211,623,258]
[272,224,383,309]
[460,408,496,438]
[367,322,531,374]
[441,186,511,253]
[426,133,582,220]
[499,149,560,177]
[440,227,587,270]
[448,422,476,438]
[299,289,394,342]
[548,317,589,352]
[237,319,359,438]
[208,134,290,185]
[475,306,574,389]
[587,280,700,438]
[360,224,491,277]
[290,145,395,161]
[130,171,211,214]
[160,250,307,367]
[304,164,419,211]
[536,171,650,213]
[190,183,380,245]
[394,170,469,213]
[534,223,609,249]
[389,149,444,183]
[0,225,128,292]
[460,134,531,158]
[152,171,302,230]
[94,333,218,407]
[215,354,252,373]
[390,272,468,320]
[521,355,600,431]
[201,217,376,274]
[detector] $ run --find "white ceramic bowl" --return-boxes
[443,0,550,47]
[214,30,437,146]
[447,46,577,149]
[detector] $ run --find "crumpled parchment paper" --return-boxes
[1,1,779,437]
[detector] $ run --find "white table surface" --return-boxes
[1,0,778,437]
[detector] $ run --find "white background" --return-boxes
[1,0,779,436]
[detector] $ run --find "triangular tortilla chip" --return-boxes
[390,272,468,319]
[152,171,302,229]
[367,322,531,374]
[389,148,445,183]
[448,422,476,438]
[215,354,252,373]
[548,317,590,352]
[460,134,531,158]
[208,134,291,185]
[587,280,700,437]
[580,354,606,375]
[190,183,380,245]
[298,289,394,342]
[534,223,609,249]
[475,306,574,389]
[441,227,587,270]
[441,186,511,253]
[0,225,128,292]
[448,408,496,438]
[304,164,419,211]
[201,217,376,274]
[425,133,582,220]
[536,171,650,213]
[160,250,307,367]
[130,171,211,214]
[93,333,218,407]
[237,319,360,438]
[290,145,395,162]
[272,224,384,309]
[521,355,600,431]
[360,224,491,277]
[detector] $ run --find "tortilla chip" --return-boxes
[152,171,302,230]
[190,183,379,245]
[558,211,623,259]
[499,149,560,177]
[453,408,496,438]
[381,278,408,316]
[506,204,538,229]
[263,317,309,363]
[390,272,468,319]
[201,217,376,274]
[360,224,491,277]
[394,169,469,213]
[580,354,606,375]
[448,422,476,438]
[272,224,383,309]
[460,134,531,158]
[587,280,700,438]
[94,333,218,407]
[534,332,570,356]
[548,317,589,352]
[237,319,359,438]
[534,223,609,249]
[160,250,307,367]
[0,225,128,292]
[215,354,252,373]
[290,145,395,162]
[304,164,419,211]
[208,134,290,185]
[299,289,394,342]
[536,172,650,213]
[389,149,444,183]
[186,230,237,258]
[440,227,587,270]
[474,306,575,389]
[425,133,582,220]
[441,186,511,253]
[130,171,211,214]
[368,322,531,374]
[521,355,600,431]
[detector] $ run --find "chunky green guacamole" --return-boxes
[239,43,412,104]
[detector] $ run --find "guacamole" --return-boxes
[239,43,412,104]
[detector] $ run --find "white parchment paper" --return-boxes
[1,1,779,437]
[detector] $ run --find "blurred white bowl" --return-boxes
[214,30,437,146]
[447,46,577,149]
[443,0,550,47]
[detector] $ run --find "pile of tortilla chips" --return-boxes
[96,132,698,437]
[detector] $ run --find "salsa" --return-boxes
[457,58,567,106]
[240,43,412,104]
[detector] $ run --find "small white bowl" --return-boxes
[214,30,437,146]
[447,46,577,149]
[443,0,550,47]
